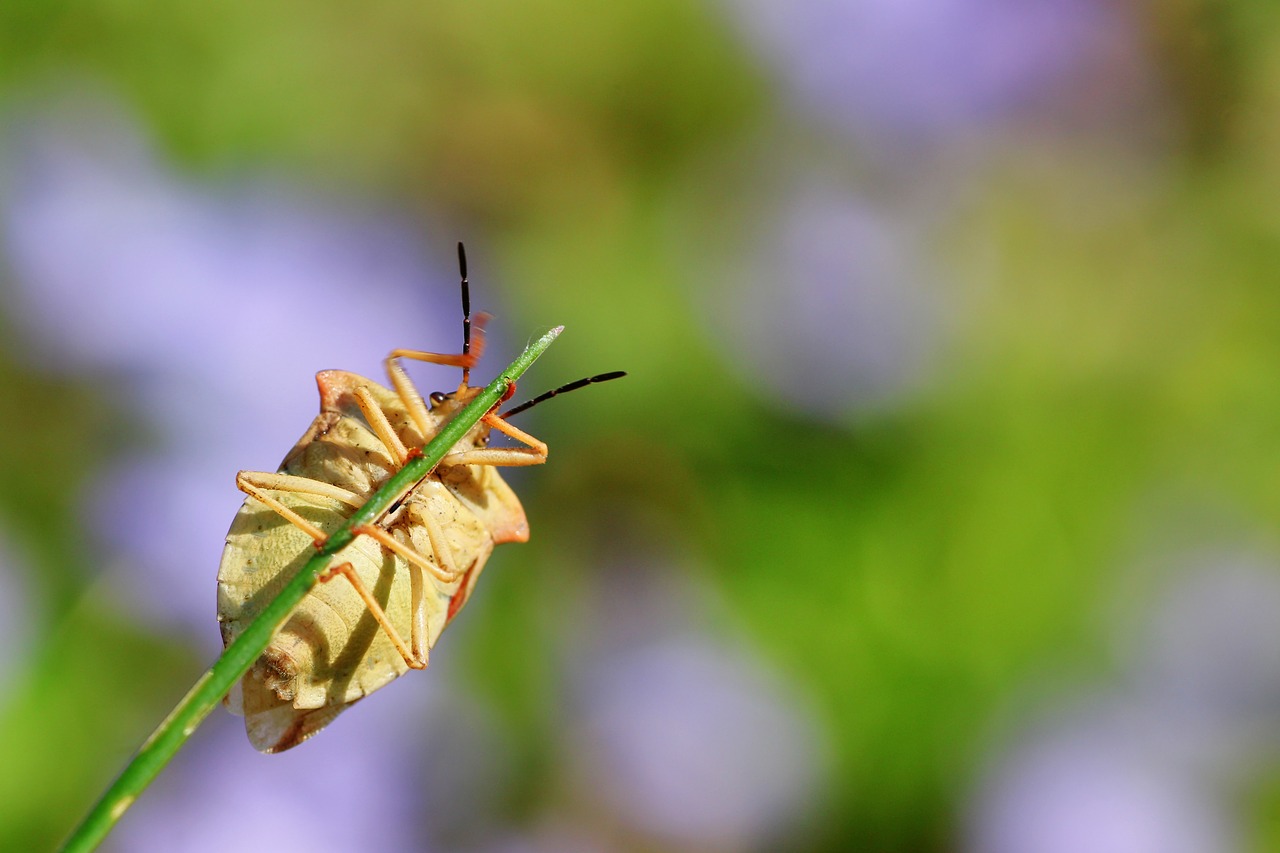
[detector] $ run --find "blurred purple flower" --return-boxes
[0,100,470,645]
[572,638,820,846]
[968,701,1236,853]
[1129,551,1280,751]
[724,0,1115,143]
[564,560,824,848]
[709,180,938,418]
[410,670,522,847]
[968,552,1280,853]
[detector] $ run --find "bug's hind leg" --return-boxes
[237,468,436,669]
[235,471,365,544]
[344,504,463,670]
[391,311,490,389]
[383,315,492,438]
[319,562,427,670]
[440,412,549,468]
[354,518,461,585]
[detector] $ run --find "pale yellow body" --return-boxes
[217,370,527,752]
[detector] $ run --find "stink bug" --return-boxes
[216,244,623,752]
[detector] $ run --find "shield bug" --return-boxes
[216,244,623,752]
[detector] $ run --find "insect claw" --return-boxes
[318,561,351,583]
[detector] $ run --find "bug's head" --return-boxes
[424,376,512,452]
[426,386,480,416]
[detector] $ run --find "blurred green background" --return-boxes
[3,1,1280,851]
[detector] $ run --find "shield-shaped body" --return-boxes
[217,369,527,752]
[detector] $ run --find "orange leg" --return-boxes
[235,478,457,669]
[349,522,454,668]
[354,522,461,585]
[388,348,472,369]
[319,562,427,669]
[236,469,433,663]
[385,313,489,422]
[353,385,410,467]
[384,356,437,444]
[235,471,365,543]
[237,468,469,670]
[389,309,488,372]
[440,411,548,468]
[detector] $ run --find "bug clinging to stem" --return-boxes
[216,242,624,752]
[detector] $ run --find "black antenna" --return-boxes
[502,371,627,418]
[458,242,473,386]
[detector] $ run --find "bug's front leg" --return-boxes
[385,310,488,374]
[440,412,548,468]
[383,314,492,437]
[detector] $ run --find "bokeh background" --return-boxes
[2,2,1280,851]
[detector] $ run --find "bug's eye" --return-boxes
[429,391,447,406]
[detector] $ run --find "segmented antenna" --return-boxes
[459,242,473,386]
[502,371,627,418]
